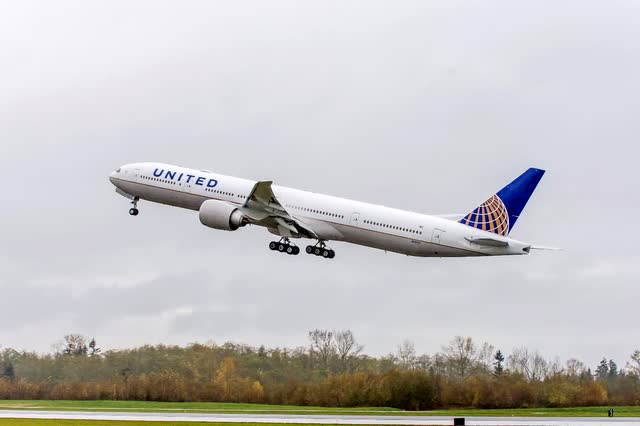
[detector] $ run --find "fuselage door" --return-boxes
[349,212,361,227]
[432,228,445,245]
[183,178,193,193]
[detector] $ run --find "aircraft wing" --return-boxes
[240,181,317,239]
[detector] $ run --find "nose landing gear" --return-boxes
[129,198,140,216]
[305,241,335,259]
[269,238,300,255]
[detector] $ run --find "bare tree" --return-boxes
[62,334,88,356]
[334,330,363,372]
[508,347,549,381]
[627,350,640,377]
[442,336,492,377]
[308,329,335,373]
[416,354,433,370]
[548,357,564,377]
[565,358,587,376]
[397,340,417,369]
[477,342,496,373]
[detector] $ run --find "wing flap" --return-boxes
[243,181,317,239]
[244,181,287,214]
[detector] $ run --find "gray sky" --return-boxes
[1,1,638,368]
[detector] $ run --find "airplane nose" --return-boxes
[109,171,117,185]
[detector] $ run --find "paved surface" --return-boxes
[1,411,640,425]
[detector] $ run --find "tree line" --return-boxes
[0,332,639,409]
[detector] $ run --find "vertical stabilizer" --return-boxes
[459,168,545,235]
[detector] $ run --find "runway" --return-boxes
[1,410,640,425]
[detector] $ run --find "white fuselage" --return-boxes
[109,163,532,257]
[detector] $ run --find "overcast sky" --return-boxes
[1,1,638,368]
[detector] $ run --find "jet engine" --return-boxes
[199,200,246,231]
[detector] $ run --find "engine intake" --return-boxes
[199,200,245,231]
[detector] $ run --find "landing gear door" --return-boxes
[349,212,361,227]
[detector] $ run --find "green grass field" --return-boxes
[0,400,637,417]
[0,422,364,426]
[0,400,397,414]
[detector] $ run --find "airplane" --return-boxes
[109,163,552,259]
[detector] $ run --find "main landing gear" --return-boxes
[305,241,335,259]
[269,238,300,255]
[129,198,140,216]
[269,239,335,259]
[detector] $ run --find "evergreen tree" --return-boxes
[493,350,505,375]
[595,358,609,379]
[1,362,15,381]
[89,338,101,357]
[608,359,618,378]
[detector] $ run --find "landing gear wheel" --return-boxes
[306,241,335,259]
[270,238,299,256]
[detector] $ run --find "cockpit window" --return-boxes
[116,168,121,173]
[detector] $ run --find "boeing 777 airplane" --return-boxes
[109,164,550,259]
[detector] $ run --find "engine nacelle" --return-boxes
[199,200,245,231]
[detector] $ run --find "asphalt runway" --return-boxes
[1,411,640,425]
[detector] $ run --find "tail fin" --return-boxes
[459,168,545,236]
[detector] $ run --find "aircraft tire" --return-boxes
[129,208,139,216]
[269,241,277,250]
[286,245,294,255]
[292,246,300,255]
[278,243,286,252]
[328,250,335,259]
[306,245,313,254]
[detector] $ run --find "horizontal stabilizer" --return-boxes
[436,213,466,221]
[530,245,563,251]
[465,236,509,247]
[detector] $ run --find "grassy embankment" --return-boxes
[0,400,638,417]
